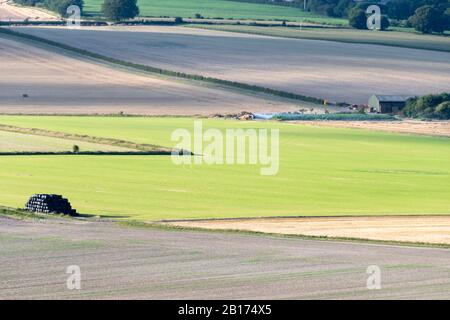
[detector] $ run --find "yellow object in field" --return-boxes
[324,100,328,106]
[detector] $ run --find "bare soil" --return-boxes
[166,216,450,245]
[1,215,449,299]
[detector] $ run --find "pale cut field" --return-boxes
[296,120,450,137]
[0,0,57,21]
[0,130,133,152]
[11,26,450,104]
[0,35,299,115]
[167,216,450,245]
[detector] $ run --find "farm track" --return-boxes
[8,25,450,104]
[0,215,449,299]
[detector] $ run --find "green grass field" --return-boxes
[0,116,449,220]
[187,25,450,52]
[83,0,345,24]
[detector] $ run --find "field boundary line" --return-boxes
[0,151,171,156]
[0,123,174,153]
[0,27,326,105]
[159,213,450,223]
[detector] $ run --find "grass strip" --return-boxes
[0,206,48,220]
[0,27,325,104]
[0,123,172,152]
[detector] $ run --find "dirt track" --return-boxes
[11,25,450,104]
[167,216,450,245]
[0,34,299,115]
[0,1,56,21]
[0,215,449,299]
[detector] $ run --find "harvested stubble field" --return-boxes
[1,215,450,299]
[295,120,450,138]
[167,216,450,245]
[0,0,57,21]
[0,116,449,221]
[11,26,450,104]
[188,24,450,52]
[0,34,299,115]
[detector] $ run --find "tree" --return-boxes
[436,101,450,119]
[408,5,445,33]
[386,0,416,20]
[349,8,367,29]
[380,16,391,30]
[403,93,450,119]
[43,0,83,17]
[102,0,139,21]
[72,145,80,153]
[445,8,450,29]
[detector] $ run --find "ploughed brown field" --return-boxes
[1,215,449,299]
[10,25,450,104]
[0,35,300,115]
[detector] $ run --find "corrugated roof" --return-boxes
[374,95,415,102]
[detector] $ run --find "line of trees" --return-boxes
[101,0,139,21]
[310,0,450,33]
[403,93,450,119]
[227,0,450,33]
[14,0,140,20]
[14,0,83,17]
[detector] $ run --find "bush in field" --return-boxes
[349,8,367,29]
[349,7,390,31]
[408,5,446,33]
[402,93,450,119]
[380,16,391,30]
[102,0,139,21]
[43,0,83,17]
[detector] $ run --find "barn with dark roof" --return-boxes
[369,95,415,114]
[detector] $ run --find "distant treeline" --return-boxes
[15,0,83,17]
[228,0,450,32]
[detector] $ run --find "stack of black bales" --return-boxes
[25,194,77,216]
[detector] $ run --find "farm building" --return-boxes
[368,95,414,114]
